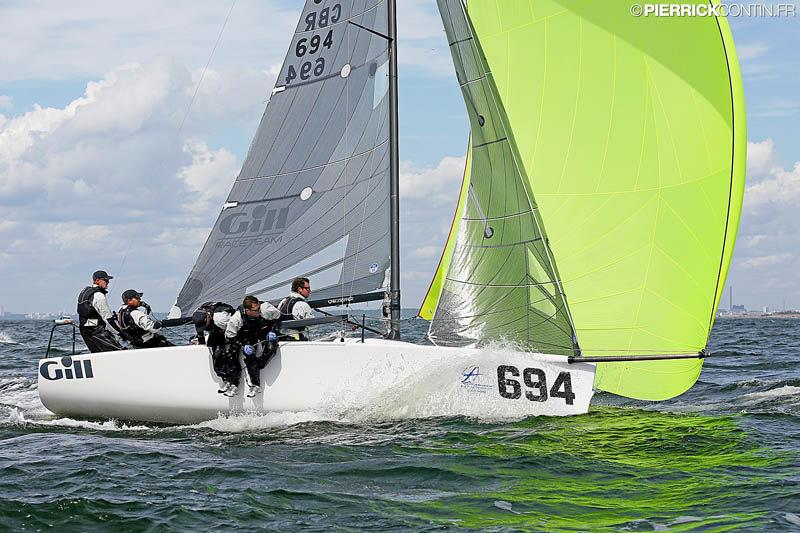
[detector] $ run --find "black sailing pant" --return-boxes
[131,334,174,349]
[79,325,124,353]
[210,331,241,386]
[242,342,278,388]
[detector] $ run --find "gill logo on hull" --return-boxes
[40,356,94,381]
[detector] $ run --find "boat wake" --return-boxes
[0,331,18,344]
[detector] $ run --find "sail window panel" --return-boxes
[246,236,349,298]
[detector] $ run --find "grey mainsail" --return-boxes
[429,0,579,355]
[173,0,391,316]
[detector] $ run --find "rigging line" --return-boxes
[176,0,237,139]
[347,21,391,302]
[342,14,351,302]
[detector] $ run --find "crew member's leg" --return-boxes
[211,341,241,386]
[139,335,174,348]
[80,326,123,353]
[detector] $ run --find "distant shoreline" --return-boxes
[718,313,800,319]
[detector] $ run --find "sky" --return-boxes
[0,1,798,314]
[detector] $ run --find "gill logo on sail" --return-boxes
[40,356,94,381]
[219,205,289,236]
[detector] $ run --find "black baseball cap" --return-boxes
[121,289,143,302]
[92,270,113,281]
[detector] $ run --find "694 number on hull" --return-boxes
[497,365,576,405]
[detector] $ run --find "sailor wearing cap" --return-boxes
[118,289,174,349]
[76,270,125,353]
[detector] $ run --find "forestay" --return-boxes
[172,0,392,317]
[428,0,579,356]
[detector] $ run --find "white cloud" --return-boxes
[40,223,113,250]
[744,139,800,212]
[745,162,800,209]
[741,254,790,269]
[0,221,17,233]
[742,234,770,248]
[729,138,800,310]
[412,245,444,259]
[177,139,238,213]
[400,155,466,204]
[737,43,769,61]
[746,138,776,178]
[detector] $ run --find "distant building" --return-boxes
[0,304,4,317]
[732,304,747,312]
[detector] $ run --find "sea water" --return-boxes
[0,317,798,530]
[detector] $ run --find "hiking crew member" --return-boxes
[278,277,314,341]
[192,301,239,396]
[77,270,125,353]
[224,295,280,397]
[118,290,175,349]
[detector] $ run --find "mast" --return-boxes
[387,0,401,339]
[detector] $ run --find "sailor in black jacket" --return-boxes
[117,290,175,349]
[192,301,239,396]
[224,295,280,397]
[76,270,124,353]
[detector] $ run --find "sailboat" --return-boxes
[38,0,745,424]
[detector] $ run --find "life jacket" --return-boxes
[278,296,303,321]
[278,297,307,340]
[77,286,106,328]
[193,301,235,332]
[235,305,275,344]
[118,306,147,345]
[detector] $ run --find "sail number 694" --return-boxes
[497,365,576,405]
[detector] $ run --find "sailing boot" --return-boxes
[223,384,239,397]
[217,382,232,394]
[247,385,261,398]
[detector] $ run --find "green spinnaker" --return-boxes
[419,141,472,321]
[425,0,746,400]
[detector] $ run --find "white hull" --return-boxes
[38,339,595,424]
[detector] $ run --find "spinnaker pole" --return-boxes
[387,0,401,339]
